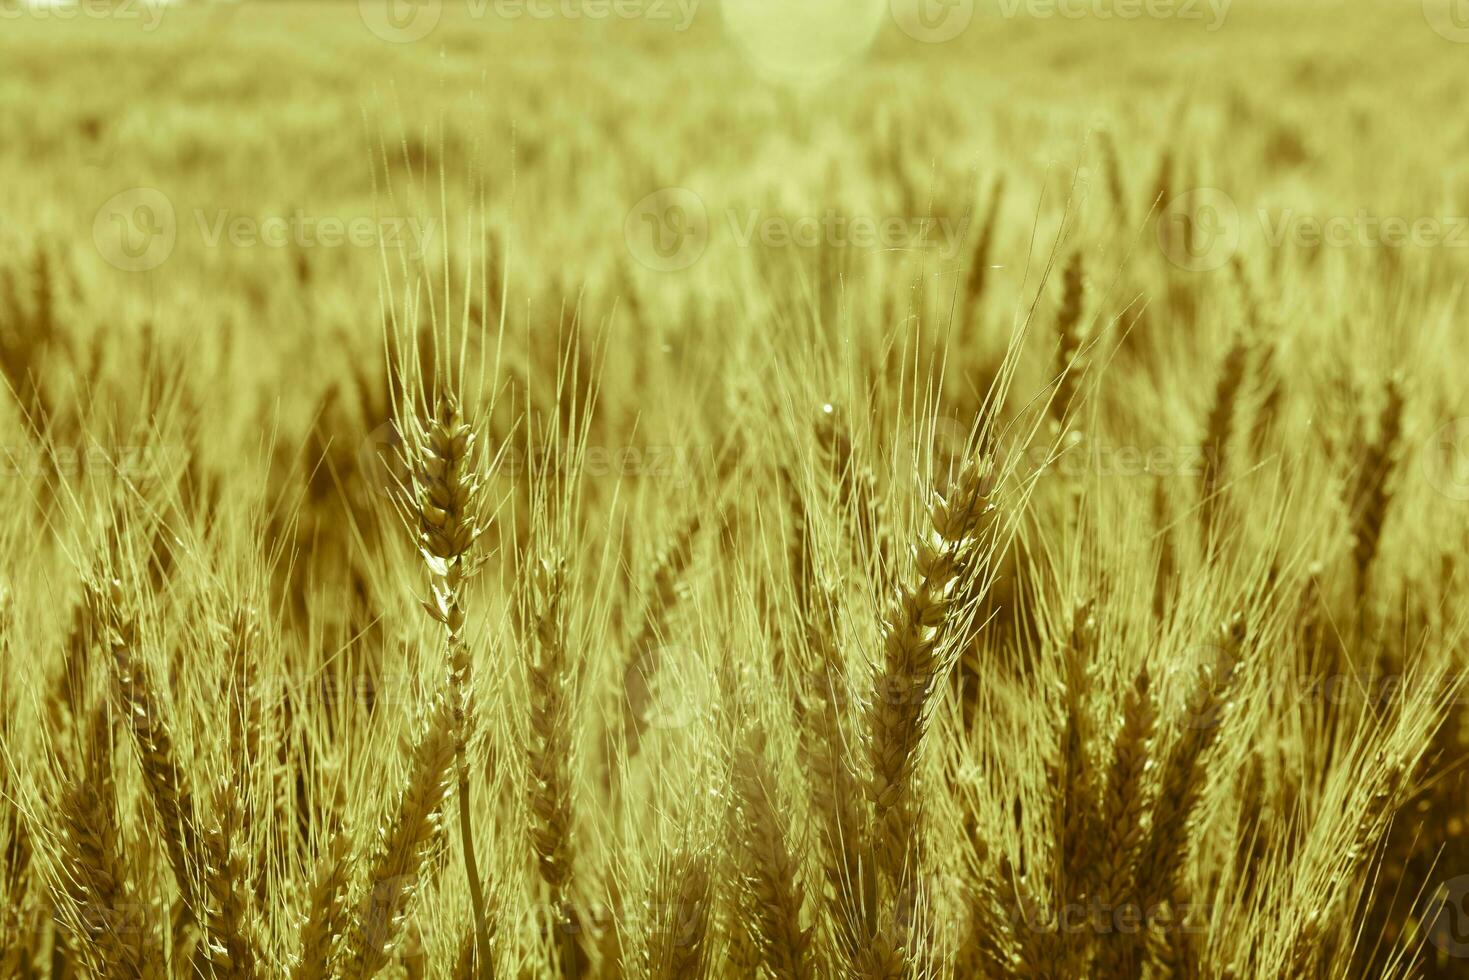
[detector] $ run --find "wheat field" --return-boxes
[0,1,1467,977]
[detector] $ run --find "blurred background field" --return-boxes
[2,0,1465,464]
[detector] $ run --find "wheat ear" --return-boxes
[1050,600,1098,902]
[1128,617,1245,972]
[1152,479,1177,623]
[1093,665,1158,980]
[1040,602,1103,974]
[53,709,163,978]
[958,844,1032,979]
[1098,130,1128,228]
[646,849,711,980]
[730,737,815,980]
[1352,376,1403,583]
[291,828,353,980]
[795,590,871,969]
[411,393,492,974]
[618,512,701,765]
[964,177,1006,328]
[816,408,892,595]
[867,455,998,883]
[341,694,457,980]
[1200,334,1250,542]
[199,778,264,979]
[1051,250,1087,430]
[103,576,202,904]
[520,553,586,975]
